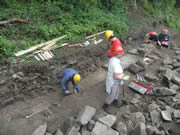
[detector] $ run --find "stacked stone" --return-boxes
[31,105,170,135]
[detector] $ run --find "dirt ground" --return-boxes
[0,27,180,135]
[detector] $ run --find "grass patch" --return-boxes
[0,0,129,59]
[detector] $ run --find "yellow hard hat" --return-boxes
[105,30,113,40]
[73,74,81,83]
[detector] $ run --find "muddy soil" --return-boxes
[0,28,180,135]
[0,36,108,107]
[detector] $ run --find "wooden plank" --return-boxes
[15,35,66,56]
[41,52,48,60]
[86,31,105,39]
[25,106,49,119]
[34,56,40,61]
[44,51,52,59]
[42,35,67,51]
[94,39,103,45]
[27,43,68,58]
[47,43,68,51]
[48,51,54,57]
[38,53,45,61]
[42,52,49,59]
[68,43,83,47]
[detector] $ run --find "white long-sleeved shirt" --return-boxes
[106,57,123,94]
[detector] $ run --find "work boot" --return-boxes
[121,98,128,105]
[113,100,121,108]
[103,104,111,114]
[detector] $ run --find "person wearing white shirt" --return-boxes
[103,46,129,113]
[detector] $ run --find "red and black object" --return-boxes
[161,41,170,48]
[128,74,152,94]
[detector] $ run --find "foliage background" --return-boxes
[0,0,179,58]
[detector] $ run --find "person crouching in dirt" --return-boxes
[103,46,129,113]
[145,32,158,43]
[157,29,170,48]
[61,68,81,96]
[105,30,123,58]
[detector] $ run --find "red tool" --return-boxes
[128,74,152,94]
[68,43,83,47]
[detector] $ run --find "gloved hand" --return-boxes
[123,75,130,80]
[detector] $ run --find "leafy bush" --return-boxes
[0,0,129,59]
[0,36,17,57]
[2,0,179,60]
[139,0,180,29]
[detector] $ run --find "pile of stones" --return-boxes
[32,105,175,135]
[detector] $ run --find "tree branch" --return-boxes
[0,18,33,25]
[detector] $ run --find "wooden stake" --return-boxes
[48,51,54,57]
[34,55,40,61]
[25,106,49,119]
[38,53,45,61]
[42,35,67,51]
[41,52,48,60]
[86,31,105,39]
[44,51,52,59]
[94,39,103,45]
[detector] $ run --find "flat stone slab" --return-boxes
[153,87,176,96]
[76,105,96,125]
[174,110,180,119]
[132,122,147,135]
[150,110,160,125]
[92,122,119,135]
[32,123,47,135]
[54,129,63,135]
[115,121,127,135]
[161,111,172,121]
[103,53,141,70]
[66,125,80,135]
[98,115,116,127]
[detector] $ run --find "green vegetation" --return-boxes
[0,0,179,59]
[139,0,180,28]
[0,0,128,58]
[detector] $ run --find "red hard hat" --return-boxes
[113,46,124,55]
[149,32,157,36]
[162,29,168,33]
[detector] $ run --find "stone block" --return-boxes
[98,115,116,127]
[32,123,47,135]
[76,105,96,125]
[92,122,119,135]
[132,122,147,135]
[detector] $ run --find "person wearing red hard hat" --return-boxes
[105,30,123,58]
[158,29,170,48]
[145,32,158,43]
[162,29,168,33]
[103,46,129,113]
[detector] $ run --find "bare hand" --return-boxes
[73,89,78,94]
[123,75,130,80]
[64,90,72,94]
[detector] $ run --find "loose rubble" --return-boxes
[1,33,180,135]
[59,40,178,135]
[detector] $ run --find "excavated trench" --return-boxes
[0,39,108,107]
[0,32,180,135]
